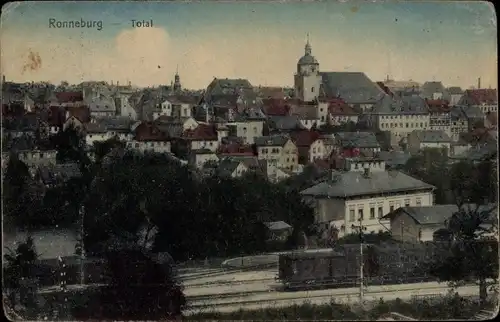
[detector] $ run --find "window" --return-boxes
[404,199,410,207]
[416,198,422,206]
[253,127,257,133]
[40,153,44,158]
[405,123,409,128]
[358,209,364,220]
[378,206,383,218]
[389,202,395,212]
[370,207,375,219]
[349,209,355,222]
[311,87,315,92]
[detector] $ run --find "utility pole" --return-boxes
[75,205,86,286]
[351,216,367,304]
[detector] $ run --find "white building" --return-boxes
[370,95,430,145]
[407,130,452,156]
[300,161,435,237]
[226,119,265,144]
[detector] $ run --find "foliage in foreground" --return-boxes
[188,295,496,320]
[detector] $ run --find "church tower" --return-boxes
[173,65,182,93]
[294,34,321,102]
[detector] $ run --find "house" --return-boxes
[461,105,487,131]
[319,134,336,157]
[327,98,359,125]
[450,106,469,141]
[288,101,325,129]
[63,106,91,131]
[216,157,250,178]
[447,87,464,106]
[18,149,57,169]
[407,130,451,156]
[370,95,430,145]
[168,95,198,118]
[426,99,452,137]
[254,134,298,172]
[335,132,381,156]
[420,81,450,101]
[458,89,497,113]
[85,122,109,146]
[300,167,435,237]
[128,121,171,153]
[113,88,138,120]
[226,118,265,144]
[382,203,498,242]
[264,221,293,241]
[188,148,219,169]
[154,115,198,138]
[449,140,472,158]
[93,116,135,142]
[290,130,325,164]
[218,141,254,157]
[331,156,387,173]
[450,140,498,164]
[181,123,219,152]
[2,113,40,138]
[378,151,412,170]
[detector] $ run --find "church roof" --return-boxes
[320,72,386,104]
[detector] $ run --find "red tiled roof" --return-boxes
[464,89,497,105]
[66,106,90,123]
[47,106,66,126]
[290,130,321,147]
[134,121,170,141]
[182,123,217,140]
[425,98,451,113]
[327,99,358,115]
[261,98,292,116]
[56,91,84,103]
[218,142,254,155]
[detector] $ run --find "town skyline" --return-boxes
[1,1,497,89]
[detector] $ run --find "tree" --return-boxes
[428,154,499,304]
[3,154,42,228]
[4,236,39,313]
[404,147,453,204]
[72,244,185,320]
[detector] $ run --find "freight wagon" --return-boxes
[278,242,440,290]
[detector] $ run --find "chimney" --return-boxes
[478,77,481,89]
[2,75,5,84]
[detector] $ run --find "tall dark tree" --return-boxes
[72,245,185,320]
[428,155,498,304]
[4,236,39,313]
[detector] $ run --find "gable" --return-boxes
[283,139,297,150]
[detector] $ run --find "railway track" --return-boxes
[185,284,479,313]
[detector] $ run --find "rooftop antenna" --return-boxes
[387,51,392,82]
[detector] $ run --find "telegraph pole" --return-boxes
[352,216,367,304]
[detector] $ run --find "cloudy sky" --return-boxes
[1,1,497,89]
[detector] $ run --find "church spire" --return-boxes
[305,33,312,56]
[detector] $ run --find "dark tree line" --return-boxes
[4,125,316,261]
[82,151,315,260]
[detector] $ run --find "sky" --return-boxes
[0,1,497,90]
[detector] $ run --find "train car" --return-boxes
[278,248,352,290]
[278,242,443,291]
